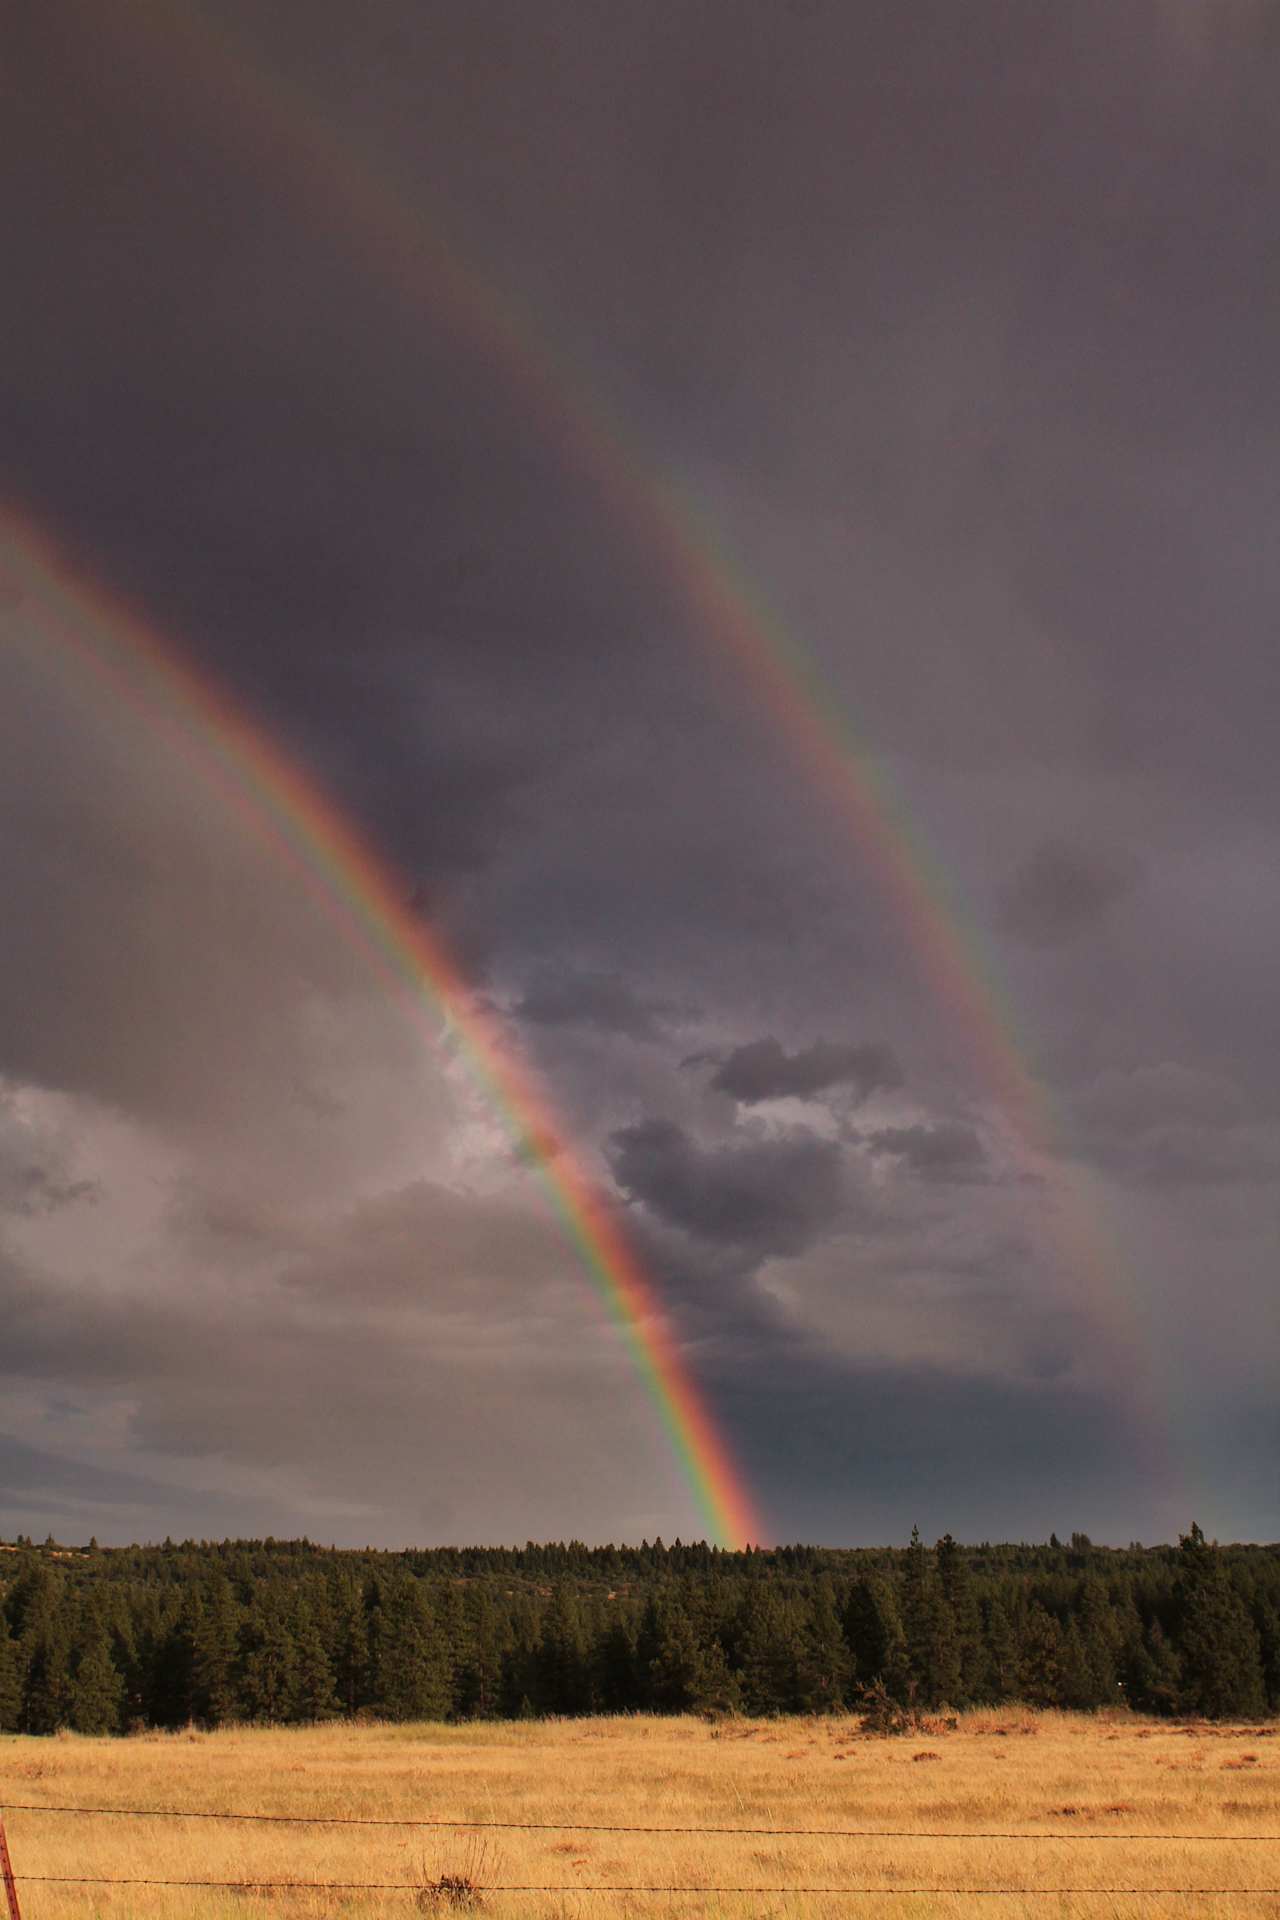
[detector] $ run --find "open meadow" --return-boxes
[2,1710,1279,1919]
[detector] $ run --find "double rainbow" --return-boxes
[1,511,761,1551]
[7,1,1180,1530]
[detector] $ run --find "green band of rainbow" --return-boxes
[2,510,762,1552]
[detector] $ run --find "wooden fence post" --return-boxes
[0,1813,22,1920]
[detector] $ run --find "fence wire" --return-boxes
[12,1875,1280,1897]
[6,1797,1280,1904]
[6,1800,1280,1842]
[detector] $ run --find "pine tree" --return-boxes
[596,1613,640,1713]
[901,1529,960,1706]
[736,1588,802,1714]
[292,1596,339,1721]
[646,1602,704,1713]
[1253,1593,1280,1714]
[1019,1603,1064,1707]
[189,1578,240,1727]
[844,1576,908,1698]
[455,1590,509,1720]
[981,1594,1019,1701]
[936,1536,984,1703]
[1175,1525,1266,1718]
[793,1580,852,1712]
[239,1591,299,1722]
[534,1588,591,1715]
[1075,1579,1120,1708]
[332,1582,372,1718]
[70,1627,124,1734]
[690,1635,742,1715]
[1126,1619,1182,1714]
[373,1579,451,1720]
[0,1623,22,1732]
[18,1571,74,1734]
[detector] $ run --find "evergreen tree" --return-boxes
[844,1576,908,1698]
[936,1536,984,1703]
[1074,1580,1120,1708]
[1175,1525,1266,1718]
[534,1588,592,1715]
[902,1529,960,1706]
[331,1582,372,1718]
[981,1595,1019,1701]
[646,1601,705,1713]
[1019,1603,1064,1707]
[736,1588,801,1714]
[1126,1619,1182,1714]
[0,1623,22,1732]
[69,1627,124,1734]
[192,1576,241,1727]
[19,1572,73,1734]
[690,1635,742,1715]
[455,1590,508,1720]
[596,1614,640,1713]
[239,1591,299,1722]
[373,1579,451,1720]
[793,1580,851,1712]
[292,1596,339,1721]
[1253,1593,1280,1714]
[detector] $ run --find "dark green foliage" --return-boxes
[0,1524,1276,1733]
[902,1529,961,1705]
[1175,1524,1266,1718]
[937,1535,984,1703]
[192,1575,241,1726]
[1018,1602,1064,1707]
[844,1575,907,1695]
[0,1620,23,1731]
[792,1579,851,1712]
[239,1590,299,1722]
[70,1625,124,1733]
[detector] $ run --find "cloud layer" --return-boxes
[0,0,1276,1546]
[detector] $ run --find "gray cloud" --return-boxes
[1065,1062,1280,1189]
[0,0,1276,1544]
[708,1036,902,1105]
[608,1117,849,1256]
[867,1122,989,1184]
[515,970,673,1042]
[0,1088,97,1216]
[999,838,1142,948]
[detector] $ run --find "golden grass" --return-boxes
[2,1709,1279,1918]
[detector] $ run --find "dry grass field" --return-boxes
[2,1710,1279,1919]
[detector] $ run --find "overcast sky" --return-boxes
[2,0,1277,1548]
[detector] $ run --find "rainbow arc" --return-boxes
[1,511,761,1552]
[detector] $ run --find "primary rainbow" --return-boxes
[1,509,762,1552]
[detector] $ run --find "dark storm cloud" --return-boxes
[708,1036,902,1105]
[2,0,1278,1543]
[867,1122,989,1184]
[1064,1062,1280,1189]
[0,1431,246,1531]
[716,1352,1161,1547]
[999,839,1142,948]
[515,970,672,1042]
[607,1118,848,1256]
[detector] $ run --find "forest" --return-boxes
[1,1525,1276,1735]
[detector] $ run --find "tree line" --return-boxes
[0,1524,1275,1735]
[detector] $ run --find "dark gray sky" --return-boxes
[2,0,1277,1547]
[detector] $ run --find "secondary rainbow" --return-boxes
[1,509,761,1552]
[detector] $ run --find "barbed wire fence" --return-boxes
[4,1798,1280,1913]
